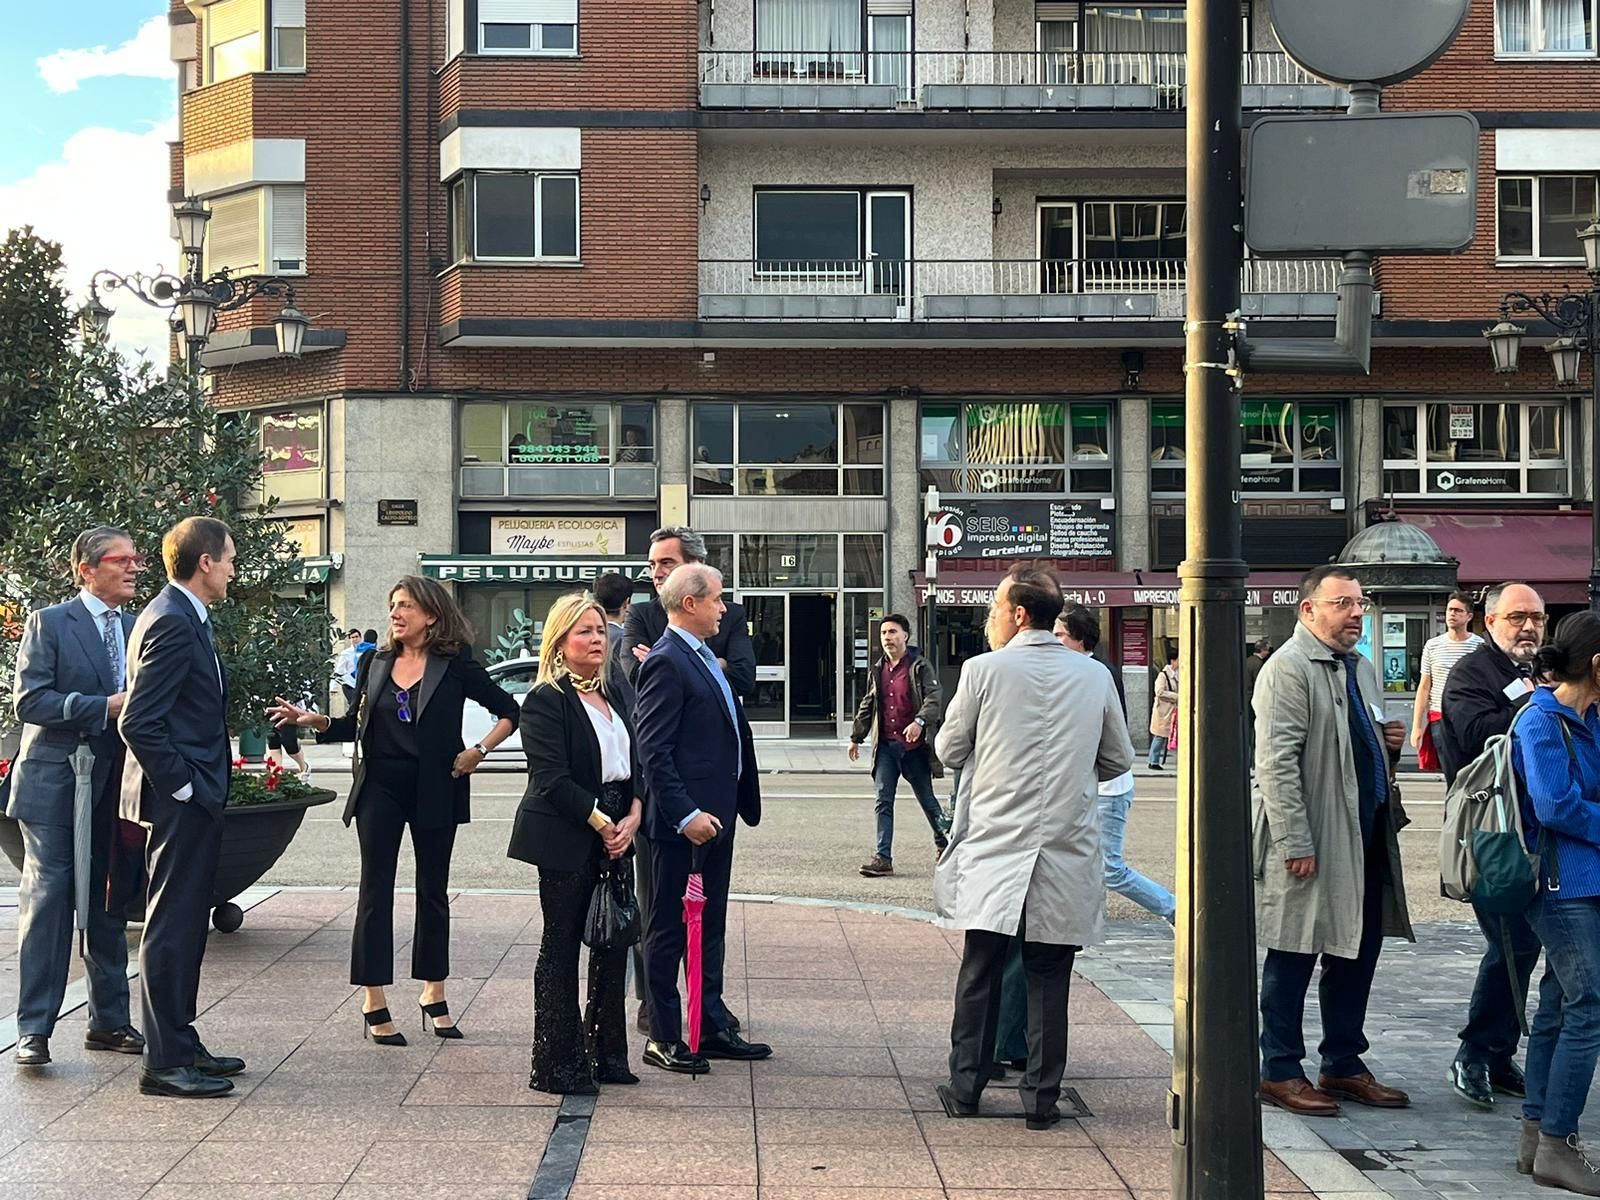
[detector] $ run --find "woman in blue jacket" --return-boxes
[1513,610,1600,1195]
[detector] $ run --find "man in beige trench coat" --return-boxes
[933,563,1134,1129]
[1254,564,1414,1118]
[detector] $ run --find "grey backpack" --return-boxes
[1438,704,1544,912]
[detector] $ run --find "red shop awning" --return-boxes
[911,569,1307,608]
[1394,511,1591,605]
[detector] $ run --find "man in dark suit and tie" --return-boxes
[7,526,146,1067]
[620,526,756,700]
[118,516,244,1098]
[634,563,769,1074]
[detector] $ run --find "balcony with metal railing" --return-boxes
[698,50,1347,111]
[698,258,1362,322]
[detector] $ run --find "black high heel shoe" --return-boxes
[421,1000,464,1040]
[363,1008,407,1046]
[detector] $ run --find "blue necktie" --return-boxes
[1336,652,1387,836]
[695,642,742,776]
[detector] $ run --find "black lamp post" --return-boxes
[1484,220,1600,611]
[80,194,310,369]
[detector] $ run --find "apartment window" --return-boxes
[1496,0,1595,55]
[448,172,579,262]
[255,407,323,503]
[203,185,306,276]
[1151,399,1343,495]
[918,400,1113,495]
[460,401,654,465]
[1497,175,1600,260]
[756,0,862,75]
[1382,400,1570,497]
[691,401,884,497]
[753,188,910,279]
[204,0,304,82]
[479,0,578,54]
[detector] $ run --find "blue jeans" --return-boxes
[1523,894,1600,1138]
[873,740,947,862]
[1147,735,1170,768]
[1097,787,1175,922]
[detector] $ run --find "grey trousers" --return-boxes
[947,916,1076,1117]
[628,832,654,1005]
[16,816,130,1037]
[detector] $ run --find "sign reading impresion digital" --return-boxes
[419,555,651,585]
[926,500,1114,560]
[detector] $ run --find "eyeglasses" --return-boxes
[1312,596,1373,614]
[99,554,148,571]
[394,687,412,723]
[1500,611,1548,628]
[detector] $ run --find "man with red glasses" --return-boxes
[5,527,146,1068]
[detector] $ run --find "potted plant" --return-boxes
[0,757,337,933]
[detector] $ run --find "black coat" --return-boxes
[620,596,757,700]
[318,646,518,827]
[507,677,643,870]
[1438,638,1532,785]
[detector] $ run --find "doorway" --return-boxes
[789,593,837,738]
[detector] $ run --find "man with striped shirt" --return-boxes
[1410,592,1482,769]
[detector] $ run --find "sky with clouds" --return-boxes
[0,3,177,362]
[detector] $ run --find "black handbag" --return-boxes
[583,857,641,951]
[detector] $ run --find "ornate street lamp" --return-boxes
[1483,319,1524,373]
[81,194,310,368]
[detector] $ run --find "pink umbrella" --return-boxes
[683,852,708,1066]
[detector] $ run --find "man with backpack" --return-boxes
[1439,581,1547,1108]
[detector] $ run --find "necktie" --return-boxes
[695,642,742,777]
[102,610,122,689]
[1335,652,1387,833]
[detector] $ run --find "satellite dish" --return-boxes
[1270,0,1471,87]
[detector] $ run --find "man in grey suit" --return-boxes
[118,516,244,1098]
[7,526,146,1067]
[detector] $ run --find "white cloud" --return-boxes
[37,15,172,94]
[0,121,179,363]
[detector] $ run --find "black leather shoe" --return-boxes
[1026,1105,1063,1131]
[1492,1061,1528,1099]
[14,1035,49,1066]
[700,1029,772,1061]
[194,1042,246,1078]
[642,1039,710,1075]
[937,1083,979,1117]
[85,1025,145,1055]
[1449,1056,1494,1109]
[140,1066,233,1098]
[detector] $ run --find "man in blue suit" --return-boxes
[634,563,769,1074]
[118,516,244,1098]
[7,526,146,1067]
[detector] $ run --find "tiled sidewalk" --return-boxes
[0,888,1326,1199]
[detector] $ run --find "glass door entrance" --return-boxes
[739,591,840,739]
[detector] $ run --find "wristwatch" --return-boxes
[473,742,489,756]
[913,717,926,727]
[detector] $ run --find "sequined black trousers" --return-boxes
[531,858,630,1092]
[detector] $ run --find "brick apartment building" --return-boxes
[165,0,1597,741]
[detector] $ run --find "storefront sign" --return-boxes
[419,555,650,585]
[932,584,1302,609]
[274,516,322,559]
[1429,468,1514,494]
[1122,617,1151,667]
[929,500,1114,560]
[1448,405,1475,440]
[488,516,625,557]
[378,499,418,526]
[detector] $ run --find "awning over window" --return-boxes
[1394,511,1591,605]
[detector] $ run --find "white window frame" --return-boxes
[1496,173,1600,263]
[477,1,579,57]
[202,185,307,277]
[266,185,307,274]
[462,171,581,263]
[204,0,307,83]
[271,0,307,72]
[1495,0,1597,58]
[1380,399,1572,498]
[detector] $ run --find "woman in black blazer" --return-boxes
[509,592,643,1094]
[268,576,518,1045]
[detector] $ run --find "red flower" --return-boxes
[233,757,246,769]
[264,775,279,791]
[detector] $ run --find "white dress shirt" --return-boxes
[78,589,126,730]
[580,697,633,783]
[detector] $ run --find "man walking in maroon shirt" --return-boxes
[849,614,947,876]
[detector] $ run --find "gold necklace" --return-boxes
[564,668,604,694]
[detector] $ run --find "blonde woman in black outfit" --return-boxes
[509,592,643,1093]
[269,576,518,1045]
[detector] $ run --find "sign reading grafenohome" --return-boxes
[928,500,1114,560]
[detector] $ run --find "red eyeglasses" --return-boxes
[99,555,149,571]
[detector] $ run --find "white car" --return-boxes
[462,655,539,768]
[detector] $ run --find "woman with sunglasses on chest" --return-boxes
[268,576,518,1045]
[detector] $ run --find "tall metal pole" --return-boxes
[1171,0,1264,1197]
[1590,302,1600,613]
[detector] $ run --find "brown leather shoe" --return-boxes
[1261,1077,1341,1117]
[1318,1072,1409,1109]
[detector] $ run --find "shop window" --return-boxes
[255,408,323,503]
[691,402,885,497]
[1150,399,1343,495]
[739,534,840,589]
[919,400,1112,495]
[843,534,884,588]
[1497,175,1600,260]
[458,401,654,496]
[1382,400,1570,497]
